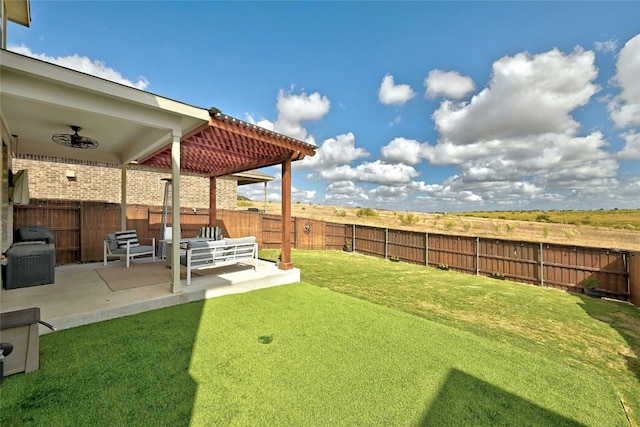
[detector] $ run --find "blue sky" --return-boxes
[8,1,640,212]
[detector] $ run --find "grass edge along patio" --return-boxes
[2,250,638,426]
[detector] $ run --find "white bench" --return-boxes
[181,236,258,285]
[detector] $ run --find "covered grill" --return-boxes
[2,227,56,289]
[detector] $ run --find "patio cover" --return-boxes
[1,49,316,293]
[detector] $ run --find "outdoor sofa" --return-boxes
[181,236,258,285]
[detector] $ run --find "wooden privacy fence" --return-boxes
[349,225,630,299]
[216,211,637,305]
[12,200,639,306]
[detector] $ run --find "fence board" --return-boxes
[355,226,386,257]
[295,218,326,250]
[387,229,426,265]
[81,202,120,262]
[13,200,80,264]
[326,222,348,250]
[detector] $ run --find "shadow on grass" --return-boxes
[0,301,205,426]
[416,369,585,427]
[578,295,640,385]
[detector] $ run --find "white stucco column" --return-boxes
[170,132,181,293]
[120,164,127,231]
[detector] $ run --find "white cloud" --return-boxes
[316,160,419,185]
[368,185,410,202]
[424,70,476,99]
[608,33,640,128]
[433,47,600,145]
[9,45,149,90]
[380,137,428,166]
[389,116,402,126]
[617,132,640,160]
[324,181,372,206]
[378,74,415,105]
[296,132,369,170]
[595,38,618,53]
[246,88,330,144]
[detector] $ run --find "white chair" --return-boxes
[104,230,155,268]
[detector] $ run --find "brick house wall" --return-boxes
[12,154,238,209]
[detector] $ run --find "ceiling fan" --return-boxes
[52,125,99,149]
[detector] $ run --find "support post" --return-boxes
[120,165,127,231]
[264,182,268,213]
[209,176,217,226]
[170,133,182,293]
[279,159,293,270]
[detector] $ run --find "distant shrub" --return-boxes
[334,209,347,217]
[398,213,420,225]
[356,207,379,218]
[506,223,516,233]
[493,222,503,234]
[542,227,550,238]
[444,219,457,229]
[463,221,472,231]
[564,228,579,239]
[237,199,253,207]
[536,213,551,222]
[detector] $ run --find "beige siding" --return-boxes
[12,155,238,210]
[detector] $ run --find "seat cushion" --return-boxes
[110,245,154,255]
[114,230,140,248]
[224,236,256,246]
[107,234,119,252]
[187,239,226,250]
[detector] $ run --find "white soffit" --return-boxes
[0,50,208,165]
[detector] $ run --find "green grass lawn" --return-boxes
[2,250,638,426]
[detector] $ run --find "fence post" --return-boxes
[476,237,480,276]
[540,243,544,287]
[352,224,356,251]
[425,233,429,267]
[385,228,389,259]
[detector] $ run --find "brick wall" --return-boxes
[12,154,238,209]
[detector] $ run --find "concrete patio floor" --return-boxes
[0,259,299,335]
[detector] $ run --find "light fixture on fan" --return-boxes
[52,125,99,149]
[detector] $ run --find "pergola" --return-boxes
[0,49,316,293]
[140,110,317,284]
